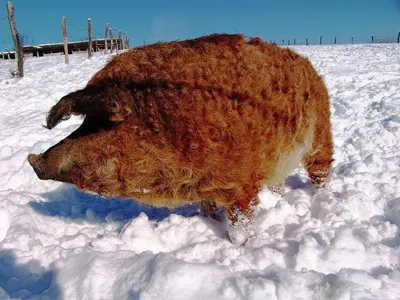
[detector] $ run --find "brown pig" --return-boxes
[28,34,333,244]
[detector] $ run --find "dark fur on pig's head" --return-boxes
[45,80,136,130]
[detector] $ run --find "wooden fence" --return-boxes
[2,1,130,77]
[0,38,124,59]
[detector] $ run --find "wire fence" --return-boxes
[374,36,399,44]
[67,22,105,41]
[0,13,124,52]
[273,33,400,46]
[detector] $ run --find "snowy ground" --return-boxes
[0,43,400,300]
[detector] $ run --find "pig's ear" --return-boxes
[45,96,74,129]
[45,85,134,129]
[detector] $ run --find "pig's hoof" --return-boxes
[227,223,254,245]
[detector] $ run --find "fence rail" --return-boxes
[0,38,124,59]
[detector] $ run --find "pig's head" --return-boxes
[28,140,74,182]
[28,81,179,201]
[28,116,116,185]
[28,81,139,188]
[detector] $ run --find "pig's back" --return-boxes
[88,34,325,174]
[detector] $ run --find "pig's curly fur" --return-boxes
[44,34,333,220]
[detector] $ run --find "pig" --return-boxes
[28,34,333,244]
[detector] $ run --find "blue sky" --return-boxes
[0,0,399,50]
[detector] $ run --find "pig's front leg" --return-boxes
[226,195,259,245]
[200,200,221,220]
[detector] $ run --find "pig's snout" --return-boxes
[28,154,46,179]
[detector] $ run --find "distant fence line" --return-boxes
[3,32,399,59]
[274,33,400,46]
[2,33,399,57]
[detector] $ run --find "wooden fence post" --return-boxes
[104,23,109,54]
[88,18,93,58]
[320,36,322,45]
[114,28,117,50]
[61,17,69,64]
[7,1,24,77]
[109,28,114,53]
[293,38,296,45]
[282,39,284,45]
[334,37,337,45]
[371,35,374,43]
[398,32,400,43]
[118,30,123,50]
[306,37,308,46]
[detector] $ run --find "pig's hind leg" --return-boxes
[303,101,334,188]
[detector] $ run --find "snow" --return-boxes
[0,43,400,299]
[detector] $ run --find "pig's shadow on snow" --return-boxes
[0,250,60,299]
[28,185,201,223]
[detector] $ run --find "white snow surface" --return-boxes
[0,44,400,300]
